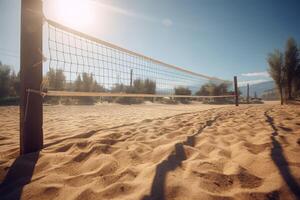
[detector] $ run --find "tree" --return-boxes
[196,85,210,96]
[46,68,66,90]
[74,74,82,92]
[143,79,156,94]
[196,83,214,96]
[73,73,104,104]
[284,37,299,100]
[92,80,105,92]
[81,73,94,92]
[134,79,143,93]
[174,86,191,103]
[111,79,156,95]
[110,79,156,104]
[292,43,300,97]
[214,82,229,95]
[9,71,20,96]
[268,49,285,105]
[0,62,11,98]
[174,86,192,96]
[294,61,300,96]
[111,83,127,93]
[196,82,230,96]
[44,68,66,104]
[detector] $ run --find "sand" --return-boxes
[0,102,300,200]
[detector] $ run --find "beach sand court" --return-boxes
[0,102,300,199]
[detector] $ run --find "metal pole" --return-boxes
[20,0,43,154]
[234,76,239,106]
[247,83,249,104]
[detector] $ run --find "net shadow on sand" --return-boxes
[142,118,217,200]
[265,111,300,199]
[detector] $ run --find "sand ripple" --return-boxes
[0,103,300,199]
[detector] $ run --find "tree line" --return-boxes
[0,64,233,105]
[0,62,20,104]
[267,37,300,104]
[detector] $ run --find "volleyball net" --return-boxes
[19,1,240,155]
[40,19,235,99]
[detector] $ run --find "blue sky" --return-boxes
[0,0,300,85]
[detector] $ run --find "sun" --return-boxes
[55,0,95,28]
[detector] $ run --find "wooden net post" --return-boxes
[20,0,43,155]
[234,76,239,106]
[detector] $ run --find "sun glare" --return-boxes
[55,0,95,28]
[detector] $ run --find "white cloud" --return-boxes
[162,18,173,27]
[238,79,270,86]
[241,71,269,77]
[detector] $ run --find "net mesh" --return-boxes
[43,19,232,97]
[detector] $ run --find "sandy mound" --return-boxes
[0,103,300,200]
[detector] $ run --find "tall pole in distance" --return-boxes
[130,69,133,87]
[234,76,239,106]
[20,0,43,154]
[247,83,250,104]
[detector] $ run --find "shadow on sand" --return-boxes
[265,111,300,199]
[142,118,217,200]
[0,152,40,200]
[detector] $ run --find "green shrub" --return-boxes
[110,79,156,104]
[174,87,191,103]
